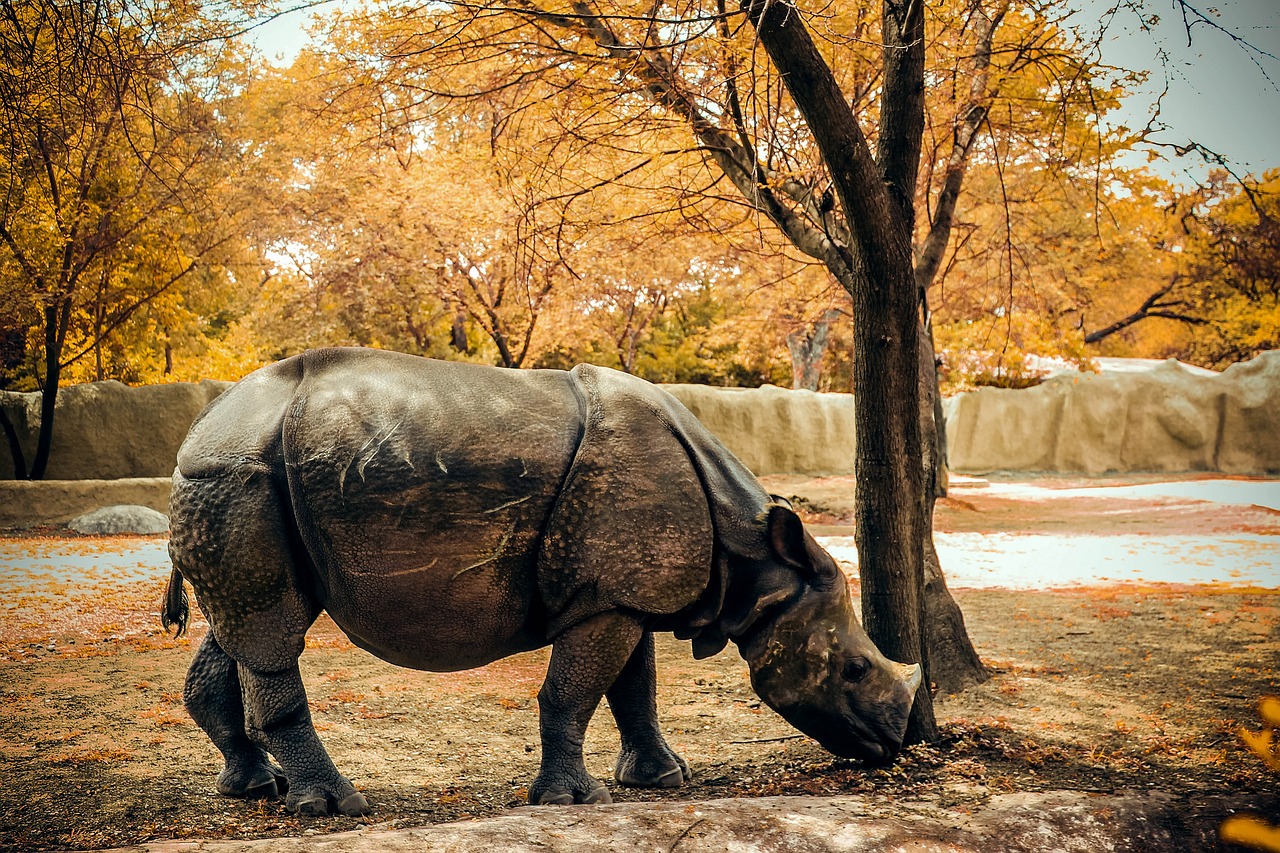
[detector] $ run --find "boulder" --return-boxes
[83,791,1277,853]
[68,504,170,535]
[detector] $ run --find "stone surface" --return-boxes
[667,383,858,476]
[946,351,1280,475]
[68,504,170,534]
[0,379,231,479]
[87,791,1269,853]
[0,477,172,529]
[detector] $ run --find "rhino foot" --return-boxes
[615,745,691,788]
[217,762,288,800]
[529,771,612,805]
[286,784,371,817]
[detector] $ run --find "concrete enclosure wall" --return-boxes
[944,351,1280,475]
[0,380,231,480]
[2,351,1277,482]
[664,384,858,476]
[0,377,857,481]
[0,478,171,528]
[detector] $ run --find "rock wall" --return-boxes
[0,380,231,480]
[0,376,856,481]
[3,351,1278,483]
[0,477,172,528]
[945,351,1280,475]
[664,384,858,476]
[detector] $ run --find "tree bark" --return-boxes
[0,406,27,480]
[29,296,72,480]
[918,324,987,691]
[741,0,937,742]
[786,309,841,390]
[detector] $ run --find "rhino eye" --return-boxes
[842,657,870,683]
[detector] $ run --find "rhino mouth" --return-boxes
[818,720,903,765]
[781,704,905,765]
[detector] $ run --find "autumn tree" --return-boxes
[0,0,258,477]
[1084,169,1280,365]
[333,0,955,737]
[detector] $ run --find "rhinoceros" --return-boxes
[161,347,922,816]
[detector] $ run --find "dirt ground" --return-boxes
[1,477,1278,851]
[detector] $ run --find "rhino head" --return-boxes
[722,505,923,764]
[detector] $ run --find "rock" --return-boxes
[83,791,1278,853]
[68,505,169,535]
[0,478,172,529]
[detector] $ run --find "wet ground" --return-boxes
[0,475,1277,850]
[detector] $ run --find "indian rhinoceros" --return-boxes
[161,347,922,816]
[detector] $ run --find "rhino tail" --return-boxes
[160,566,189,637]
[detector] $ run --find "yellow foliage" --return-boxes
[1219,695,1280,852]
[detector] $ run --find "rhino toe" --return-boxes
[581,785,611,804]
[337,791,372,816]
[615,745,691,788]
[292,794,329,817]
[529,771,611,805]
[216,762,287,800]
[286,783,370,817]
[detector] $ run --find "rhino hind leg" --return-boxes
[606,631,691,789]
[236,662,369,816]
[170,468,368,817]
[530,612,649,806]
[184,632,287,799]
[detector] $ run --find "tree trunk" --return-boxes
[29,296,72,480]
[742,0,937,742]
[918,325,987,691]
[786,309,840,390]
[0,407,27,480]
[451,311,469,353]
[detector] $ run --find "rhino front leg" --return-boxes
[184,632,287,799]
[531,612,645,805]
[237,663,371,817]
[606,631,691,788]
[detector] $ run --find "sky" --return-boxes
[1072,0,1280,182]
[244,0,1280,184]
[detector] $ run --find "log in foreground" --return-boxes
[90,791,1272,852]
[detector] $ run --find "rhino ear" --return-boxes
[766,504,842,586]
[765,504,808,570]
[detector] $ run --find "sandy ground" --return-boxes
[0,475,1278,850]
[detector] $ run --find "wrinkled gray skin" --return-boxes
[162,347,922,817]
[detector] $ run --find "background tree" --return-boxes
[340,0,983,736]
[0,0,258,477]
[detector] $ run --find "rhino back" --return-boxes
[281,348,582,670]
[175,354,306,479]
